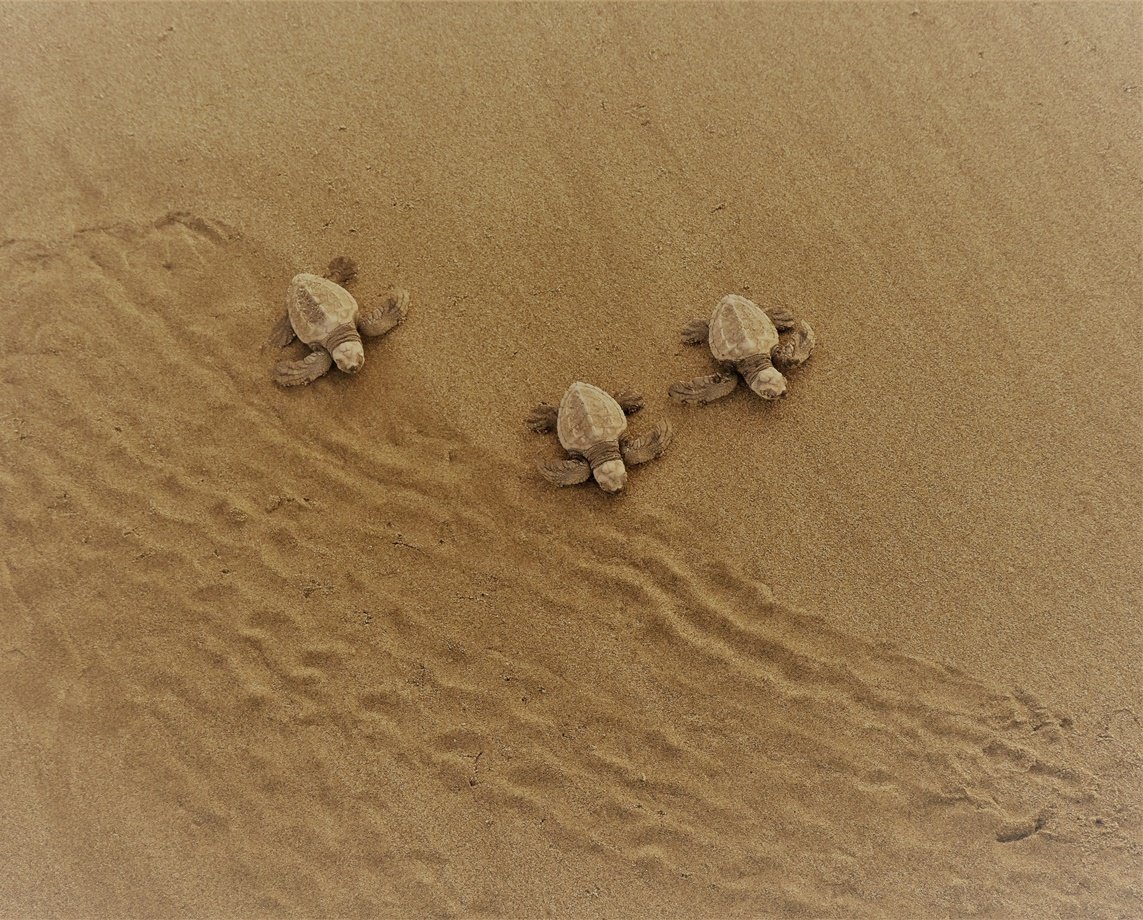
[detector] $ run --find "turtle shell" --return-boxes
[287,273,360,346]
[557,382,627,454]
[708,294,779,364]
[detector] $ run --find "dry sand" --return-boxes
[1,3,1140,918]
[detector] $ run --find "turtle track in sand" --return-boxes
[1,216,1138,918]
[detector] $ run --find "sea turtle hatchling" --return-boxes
[527,382,673,493]
[669,294,815,404]
[267,257,410,387]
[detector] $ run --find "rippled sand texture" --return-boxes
[2,2,1142,918]
[1,220,1137,917]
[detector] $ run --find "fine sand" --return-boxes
[1,4,1140,918]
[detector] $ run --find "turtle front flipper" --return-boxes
[772,321,815,370]
[537,457,592,487]
[669,371,738,406]
[274,349,334,387]
[358,289,410,338]
[267,310,296,348]
[621,419,673,467]
[526,403,559,433]
[325,256,358,286]
[681,318,710,345]
[610,390,644,415]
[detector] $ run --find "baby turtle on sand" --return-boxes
[267,257,409,387]
[669,294,815,404]
[527,382,673,493]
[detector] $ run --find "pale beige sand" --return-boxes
[1,4,1140,918]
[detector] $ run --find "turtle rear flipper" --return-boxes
[610,390,644,415]
[325,256,358,286]
[681,318,710,345]
[359,289,410,338]
[763,304,797,332]
[274,349,334,387]
[526,403,559,433]
[772,321,815,370]
[621,419,673,467]
[669,371,738,406]
[266,310,296,348]
[538,457,592,487]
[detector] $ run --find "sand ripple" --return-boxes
[1,218,1138,917]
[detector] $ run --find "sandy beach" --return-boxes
[1,3,1140,917]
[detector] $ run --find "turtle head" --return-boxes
[331,340,365,374]
[593,459,628,494]
[746,365,787,400]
